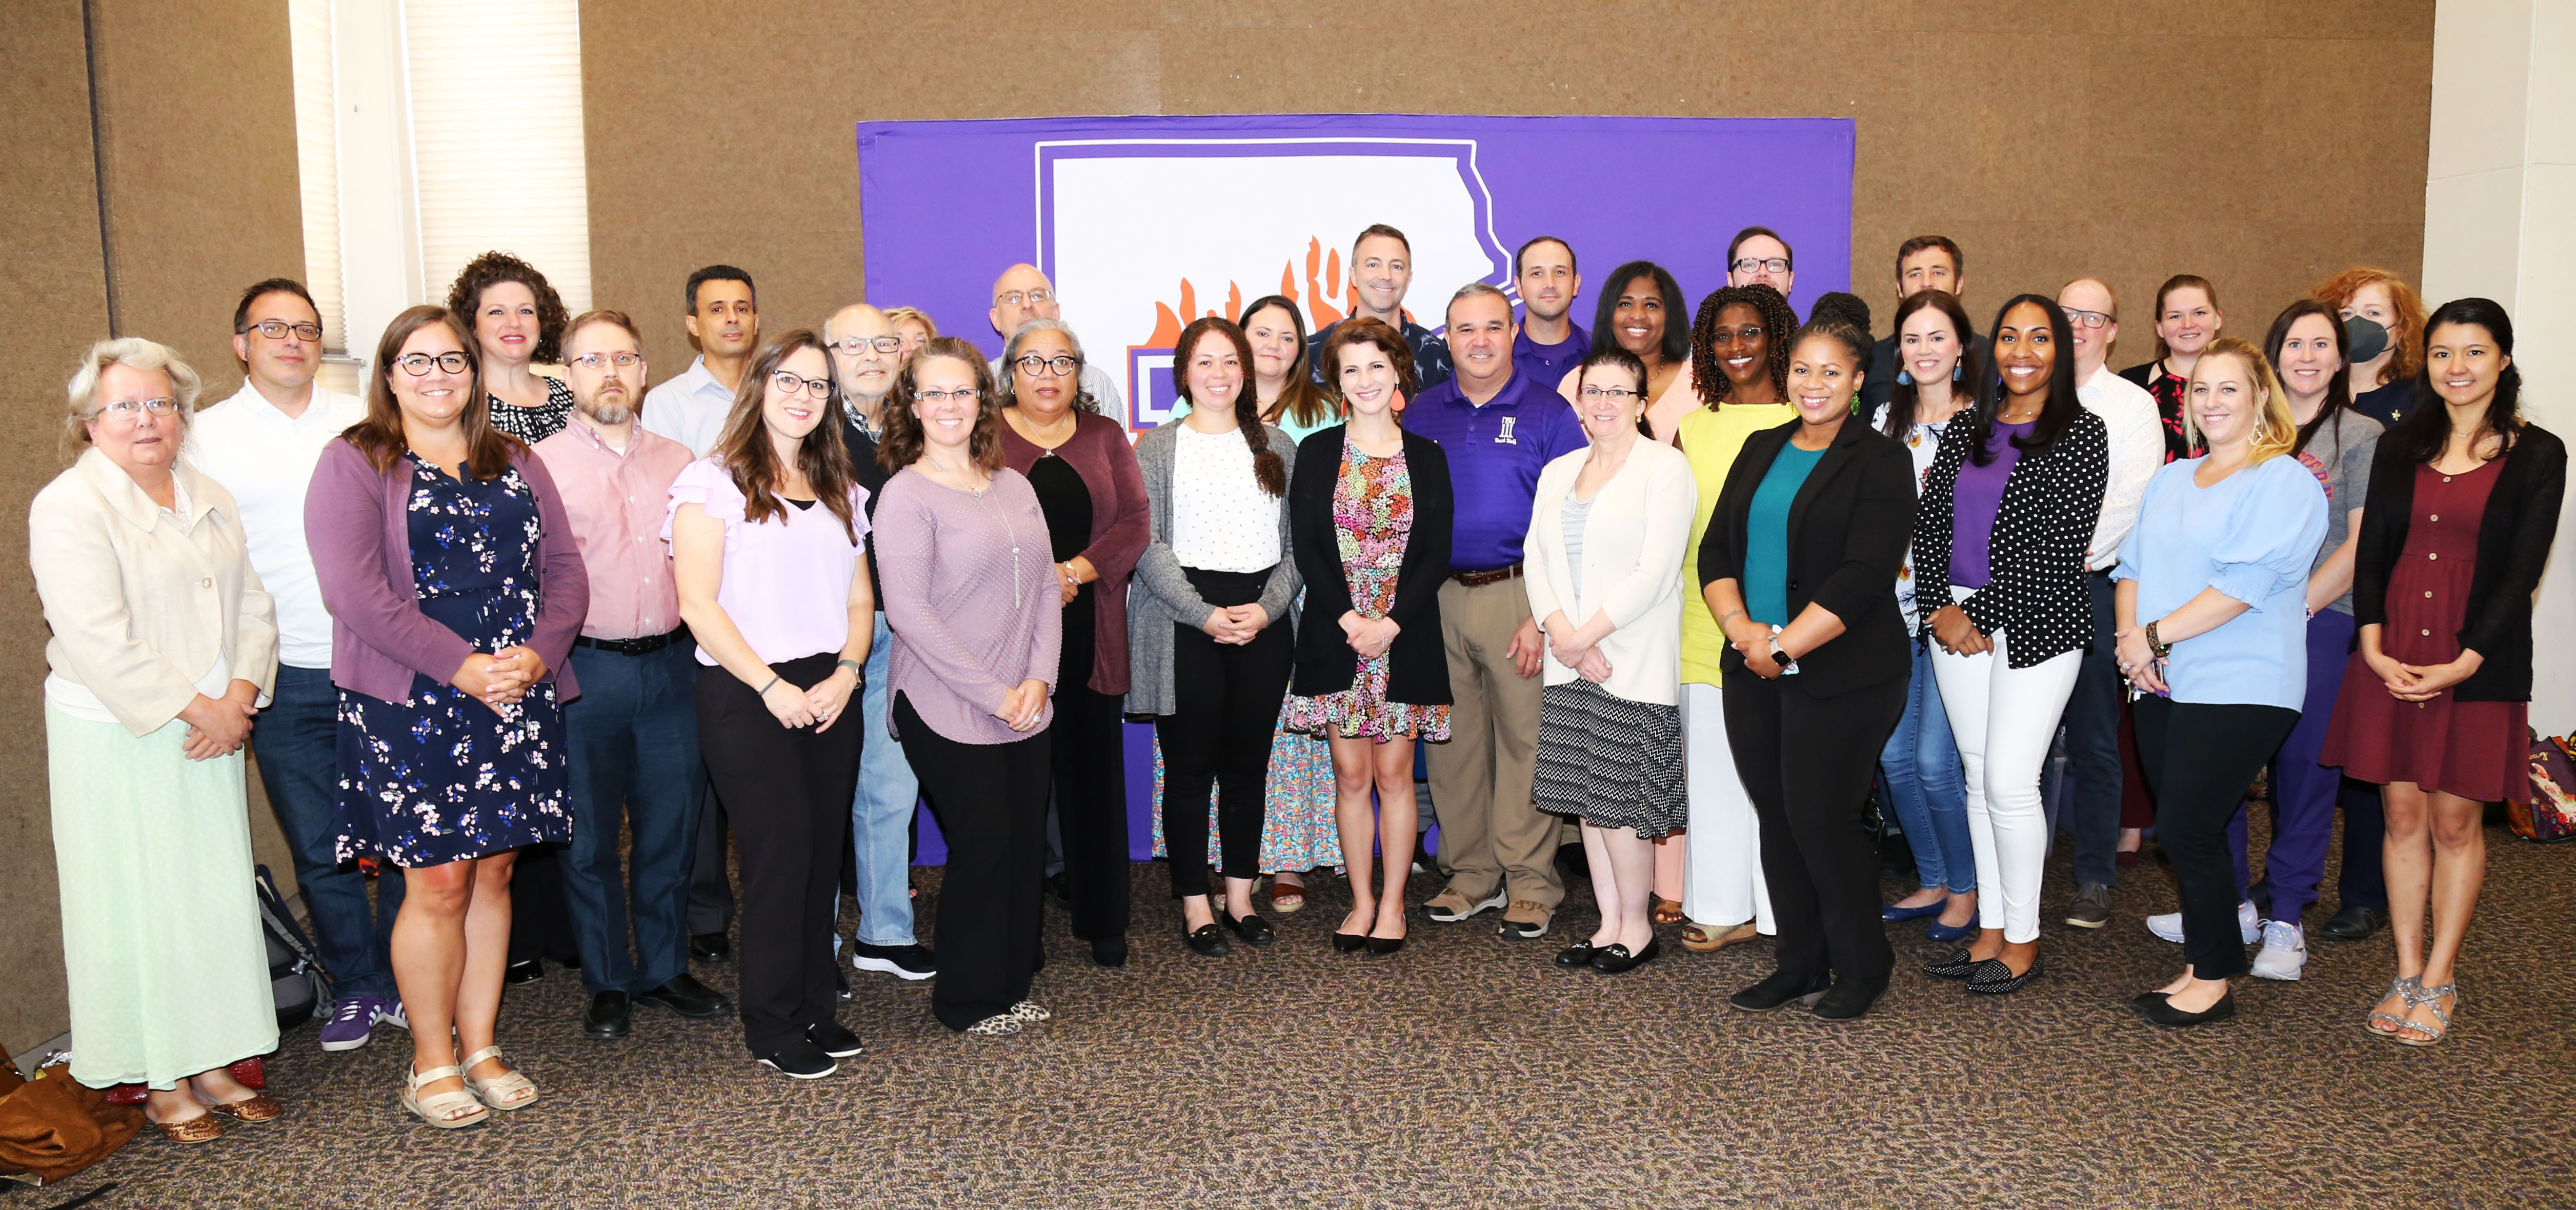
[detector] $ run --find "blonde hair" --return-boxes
[2183,336,2296,466]
[63,336,200,461]
[883,306,938,339]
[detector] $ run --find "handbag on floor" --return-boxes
[0,1048,142,1187]
[255,864,332,1029]
[2514,732,2576,842]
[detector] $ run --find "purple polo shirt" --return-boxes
[1406,368,1587,572]
[1513,321,1591,384]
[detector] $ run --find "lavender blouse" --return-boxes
[662,457,870,666]
[873,466,1063,745]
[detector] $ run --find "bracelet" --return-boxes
[756,674,783,696]
[836,658,865,680]
[2144,620,2173,659]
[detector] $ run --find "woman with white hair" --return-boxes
[30,338,284,1142]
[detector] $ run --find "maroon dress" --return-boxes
[2321,458,2529,802]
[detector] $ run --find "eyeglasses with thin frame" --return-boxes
[1015,353,1081,377]
[93,397,181,422]
[395,352,471,376]
[994,289,1053,308]
[243,319,323,342]
[915,388,981,406]
[832,336,903,355]
[770,370,834,400]
[1731,257,1790,275]
[1577,386,1643,404]
[566,351,643,371]
[2062,308,2112,330]
[1708,325,1765,344]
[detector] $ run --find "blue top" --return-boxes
[1514,322,1591,384]
[1744,442,1828,626]
[2112,454,2329,710]
[1405,369,1587,572]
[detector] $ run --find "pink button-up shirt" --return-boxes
[534,419,694,641]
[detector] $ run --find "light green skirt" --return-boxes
[47,704,279,1090]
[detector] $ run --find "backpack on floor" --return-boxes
[2514,734,2576,842]
[254,865,333,1028]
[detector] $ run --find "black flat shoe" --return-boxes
[1224,913,1276,947]
[1091,937,1129,967]
[1923,948,1981,979]
[1966,953,2045,995]
[1364,930,1406,956]
[805,1020,865,1059]
[1332,932,1369,954]
[1729,969,1830,1013]
[581,991,631,1040]
[2321,902,2387,941]
[1184,923,1231,957]
[634,974,731,1018]
[690,932,731,962]
[1553,941,1597,969]
[1812,975,1889,1022]
[1589,938,1662,974]
[2138,989,2236,1027]
[504,959,544,986]
[2127,991,2171,1017]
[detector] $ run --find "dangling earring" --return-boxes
[1897,369,1914,386]
[1952,362,1964,382]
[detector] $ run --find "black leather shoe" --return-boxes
[504,959,544,985]
[634,974,732,1018]
[1729,969,1830,1013]
[1223,913,1276,947]
[2137,989,2236,1027]
[1589,938,1663,974]
[1812,975,1889,1021]
[1332,931,1368,954]
[805,1019,864,1059]
[1923,947,1981,979]
[1184,923,1231,957]
[1553,941,1597,970]
[2127,991,2171,1017]
[1965,953,2045,995]
[581,991,631,1040]
[1044,873,1073,904]
[1364,932,1406,956]
[2321,902,2387,941]
[1091,936,1129,967]
[690,932,731,962]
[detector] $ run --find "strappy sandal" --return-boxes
[2365,975,2421,1038]
[460,1045,539,1110]
[401,1064,491,1129]
[2393,981,2460,1047]
[1681,921,1758,953]
[1270,877,1306,914]
[1652,897,1686,925]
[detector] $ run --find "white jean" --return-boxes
[1679,682,1774,934]
[1926,587,2083,944]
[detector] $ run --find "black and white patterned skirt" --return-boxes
[1532,680,1688,838]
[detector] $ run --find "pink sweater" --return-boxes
[873,466,1062,745]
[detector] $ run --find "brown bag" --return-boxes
[0,1047,143,1186]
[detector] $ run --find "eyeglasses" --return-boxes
[395,352,471,375]
[994,289,1053,308]
[916,388,981,406]
[770,370,834,400]
[1731,257,1790,275]
[1015,353,1081,377]
[1577,386,1642,404]
[1707,325,1765,343]
[244,319,323,341]
[93,397,181,421]
[2062,308,2111,330]
[833,336,903,355]
[565,351,642,371]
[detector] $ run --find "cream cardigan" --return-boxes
[1521,439,1697,707]
[30,448,277,736]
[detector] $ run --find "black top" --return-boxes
[487,376,577,444]
[1286,425,1455,705]
[1698,418,1918,696]
[1027,453,1097,678]
[2350,423,2565,702]
[1908,408,2107,667]
[1861,330,1994,415]
[840,412,895,612]
[1307,316,1454,393]
[2118,361,2196,463]
[2352,379,2419,430]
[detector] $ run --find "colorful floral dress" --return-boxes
[1287,442,1450,741]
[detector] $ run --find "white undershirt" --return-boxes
[1171,422,1281,573]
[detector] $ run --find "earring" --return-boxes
[1952,363,1964,382]
[1897,369,1914,386]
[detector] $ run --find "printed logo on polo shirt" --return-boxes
[1497,416,1517,445]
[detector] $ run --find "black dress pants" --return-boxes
[899,692,1051,1030]
[1722,671,1906,984]
[2133,695,2300,980]
[1157,567,1291,899]
[1052,684,1131,943]
[697,652,862,1055]
[506,842,578,966]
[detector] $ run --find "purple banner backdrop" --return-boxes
[857,113,1854,862]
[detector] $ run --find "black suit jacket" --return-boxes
[1697,417,1918,697]
[1287,426,1455,705]
[841,417,894,610]
[2351,423,2565,702]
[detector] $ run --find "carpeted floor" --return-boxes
[25,818,2576,1209]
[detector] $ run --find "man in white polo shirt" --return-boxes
[185,278,402,1053]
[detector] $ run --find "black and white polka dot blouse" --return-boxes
[1908,406,2109,667]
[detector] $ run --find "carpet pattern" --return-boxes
[28,820,2576,1208]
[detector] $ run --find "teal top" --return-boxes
[1744,442,1827,626]
[1173,399,1340,444]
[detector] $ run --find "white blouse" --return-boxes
[1171,422,1282,573]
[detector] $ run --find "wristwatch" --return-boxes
[1768,632,1800,675]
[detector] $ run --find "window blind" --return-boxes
[287,0,343,352]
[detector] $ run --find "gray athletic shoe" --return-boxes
[2250,921,2307,981]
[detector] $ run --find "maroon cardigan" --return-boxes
[999,411,1149,695]
[307,437,589,704]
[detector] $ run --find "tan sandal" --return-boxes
[1270,876,1306,914]
[460,1045,538,1110]
[1680,921,1759,953]
[401,1064,490,1128]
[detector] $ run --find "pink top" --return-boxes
[662,457,870,667]
[534,421,695,641]
[874,466,1062,745]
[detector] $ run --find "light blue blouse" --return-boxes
[2111,454,2328,710]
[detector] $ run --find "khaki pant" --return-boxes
[1426,576,1562,909]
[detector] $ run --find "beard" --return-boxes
[576,398,632,426]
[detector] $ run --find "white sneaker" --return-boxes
[2250,921,2307,980]
[2144,900,2259,945]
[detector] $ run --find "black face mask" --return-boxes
[2344,315,2390,365]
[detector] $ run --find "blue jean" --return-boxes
[1881,640,1976,894]
[559,642,705,996]
[2061,569,2126,886]
[253,663,402,1001]
[852,614,921,946]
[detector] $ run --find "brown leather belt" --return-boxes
[1448,562,1524,588]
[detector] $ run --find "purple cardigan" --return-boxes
[998,412,1149,695]
[307,437,589,704]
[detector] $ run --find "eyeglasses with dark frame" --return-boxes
[994,289,1054,308]
[1576,386,1643,404]
[832,336,904,355]
[1730,257,1791,275]
[770,370,835,400]
[243,319,324,342]
[395,352,471,376]
[915,388,982,406]
[2062,308,2112,330]
[1014,353,1081,377]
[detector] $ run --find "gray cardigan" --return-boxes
[1124,418,1301,716]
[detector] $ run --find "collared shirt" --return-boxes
[640,356,742,457]
[533,419,695,641]
[183,380,367,668]
[1513,321,1589,384]
[1403,368,1586,571]
[2077,364,2165,572]
[1309,316,1454,393]
[989,356,1126,422]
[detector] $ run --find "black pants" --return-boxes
[697,652,862,1054]
[1156,567,1291,897]
[1052,683,1131,942]
[2133,695,2300,980]
[506,843,578,965]
[2338,780,2389,910]
[1723,671,1906,984]
[899,692,1051,1030]
[686,786,732,935]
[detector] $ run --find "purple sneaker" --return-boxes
[319,996,401,1052]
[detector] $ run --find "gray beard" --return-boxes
[577,400,632,426]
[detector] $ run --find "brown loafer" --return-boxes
[204,1092,283,1123]
[147,1111,224,1144]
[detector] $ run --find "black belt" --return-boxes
[1449,562,1524,588]
[574,626,687,656]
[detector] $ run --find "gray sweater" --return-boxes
[1124,418,1301,716]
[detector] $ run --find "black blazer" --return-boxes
[1908,408,2107,667]
[1698,418,1918,697]
[1287,426,1455,704]
[2351,423,2565,702]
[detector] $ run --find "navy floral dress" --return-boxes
[335,455,570,868]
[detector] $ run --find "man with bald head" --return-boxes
[2051,277,2163,931]
[987,265,1125,419]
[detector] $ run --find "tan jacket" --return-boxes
[30,448,278,736]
